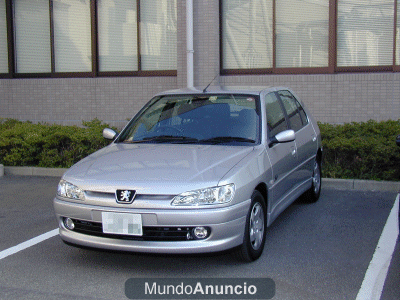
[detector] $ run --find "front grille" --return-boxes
[70,219,198,241]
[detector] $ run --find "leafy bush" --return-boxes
[1,118,399,181]
[0,118,115,168]
[319,120,400,181]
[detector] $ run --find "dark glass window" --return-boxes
[265,92,288,137]
[278,90,308,132]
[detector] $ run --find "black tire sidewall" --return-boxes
[241,190,267,261]
[312,160,322,201]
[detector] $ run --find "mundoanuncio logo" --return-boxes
[125,278,275,299]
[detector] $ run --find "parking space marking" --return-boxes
[356,194,399,300]
[0,229,58,260]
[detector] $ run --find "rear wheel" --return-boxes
[236,190,266,262]
[305,159,321,203]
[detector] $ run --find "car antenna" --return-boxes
[203,74,218,93]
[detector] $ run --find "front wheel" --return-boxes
[236,190,267,262]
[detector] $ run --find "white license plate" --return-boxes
[102,212,143,236]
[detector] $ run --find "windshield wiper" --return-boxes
[126,135,199,144]
[200,136,256,144]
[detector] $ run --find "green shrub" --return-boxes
[319,120,400,181]
[0,118,115,168]
[1,118,399,181]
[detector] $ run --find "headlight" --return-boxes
[57,180,85,200]
[171,184,235,206]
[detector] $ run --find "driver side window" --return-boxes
[278,90,308,132]
[265,92,288,137]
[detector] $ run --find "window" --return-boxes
[13,0,51,73]
[221,0,400,74]
[12,0,92,74]
[0,1,7,73]
[221,0,329,72]
[53,0,92,72]
[265,92,287,137]
[337,0,394,67]
[221,0,273,69]
[120,94,259,144]
[397,0,400,65]
[276,0,329,68]
[140,0,177,71]
[0,1,8,74]
[98,0,177,73]
[298,102,308,126]
[98,0,138,72]
[278,91,307,132]
[2,0,177,77]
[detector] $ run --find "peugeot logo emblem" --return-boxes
[116,190,136,204]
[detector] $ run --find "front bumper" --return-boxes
[54,198,250,254]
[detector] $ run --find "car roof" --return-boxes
[154,86,289,97]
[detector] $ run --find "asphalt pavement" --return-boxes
[0,174,399,300]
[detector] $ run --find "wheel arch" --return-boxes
[254,182,269,220]
[317,147,323,175]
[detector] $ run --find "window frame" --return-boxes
[117,93,262,146]
[264,91,289,138]
[276,90,309,132]
[394,0,400,71]
[1,0,13,78]
[264,90,309,141]
[220,0,400,75]
[1,0,177,79]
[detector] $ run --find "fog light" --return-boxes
[64,217,75,230]
[193,227,208,239]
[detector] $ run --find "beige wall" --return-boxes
[1,0,399,126]
[0,77,177,129]
[221,73,400,124]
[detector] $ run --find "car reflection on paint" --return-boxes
[53,86,322,261]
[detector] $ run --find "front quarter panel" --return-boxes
[219,145,271,209]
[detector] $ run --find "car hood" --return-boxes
[63,143,254,194]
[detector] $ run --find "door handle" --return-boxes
[291,149,296,156]
[312,136,317,142]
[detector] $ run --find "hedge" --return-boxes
[319,120,400,181]
[0,119,113,168]
[0,118,399,181]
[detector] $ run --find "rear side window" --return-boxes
[278,90,308,132]
[265,92,288,137]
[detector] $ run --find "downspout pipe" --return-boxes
[186,0,194,88]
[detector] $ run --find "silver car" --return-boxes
[54,86,322,261]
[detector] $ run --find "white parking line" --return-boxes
[0,229,58,260]
[356,194,399,300]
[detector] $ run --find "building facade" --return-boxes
[0,0,399,127]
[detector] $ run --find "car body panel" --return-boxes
[63,143,254,196]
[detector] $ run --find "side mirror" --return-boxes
[103,128,118,140]
[269,130,295,147]
[396,134,400,147]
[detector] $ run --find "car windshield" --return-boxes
[117,94,260,145]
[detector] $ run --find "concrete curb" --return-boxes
[323,178,400,193]
[1,165,399,193]
[3,166,67,177]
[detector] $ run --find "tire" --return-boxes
[304,159,322,203]
[236,190,267,262]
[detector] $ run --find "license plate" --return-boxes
[102,212,143,236]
